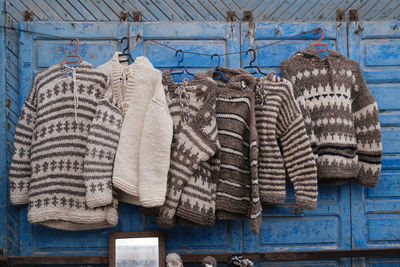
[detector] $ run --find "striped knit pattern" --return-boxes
[9,61,119,230]
[254,73,318,209]
[158,72,220,227]
[281,45,382,187]
[212,68,262,234]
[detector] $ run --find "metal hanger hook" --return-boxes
[120,37,129,54]
[211,54,221,68]
[246,49,256,66]
[71,38,79,55]
[175,49,184,66]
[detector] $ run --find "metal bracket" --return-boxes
[349,9,359,22]
[242,10,253,22]
[133,11,142,22]
[120,11,129,22]
[336,9,345,22]
[227,11,236,22]
[24,10,33,22]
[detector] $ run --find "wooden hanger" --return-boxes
[63,38,82,64]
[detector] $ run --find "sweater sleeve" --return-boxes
[158,88,219,228]
[352,62,382,188]
[281,62,317,156]
[9,78,38,205]
[138,81,173,207]
[249,93,262,234]
[277,80,318,210]
[83,86,123,208]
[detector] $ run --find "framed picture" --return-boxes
[109,231,165,267]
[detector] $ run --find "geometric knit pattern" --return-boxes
[211,68,262,234]
[102,55,173,207]
[158,71,220,228]
[9,61,119,230]
[254,72,318,209]
[281,45,382,187]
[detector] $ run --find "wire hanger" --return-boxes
[170,49,194,76]
[119,37,135,63]
[63,38,82,64]
[244,49,267,75]
[312,27,330,53]
[211,54,229,82]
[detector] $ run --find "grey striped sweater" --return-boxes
[281,45,382,187]
[212,67,262,234]
[157,71,220,227]
[254,72,318,209]
[9,61,121,230]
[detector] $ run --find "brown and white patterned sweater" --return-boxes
[9,61,121,230]
[281,45,382,187]
[254,72,318,209]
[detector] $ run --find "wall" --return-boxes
[1,0,400,265]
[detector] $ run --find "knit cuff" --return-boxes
[295,197,317,210]
[260,195,286,206]
[10,194,29,205]
[356,161,381,188]
[140,198,165,208]
[86,190,112,209]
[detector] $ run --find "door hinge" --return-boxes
[133,11,142,22]
[24,10,33,22]
[227,11,236,22]
[349,9,359,22]
[120,11,129,22]
[336,9,345,22]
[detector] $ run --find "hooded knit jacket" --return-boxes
[210,67,262,234]
[9,61,120,230]
[100,54,173,207]
[158,71,220,228]
[254,72,318,209]
[281,45,382,187]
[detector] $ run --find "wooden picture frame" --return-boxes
[109,231,165,267]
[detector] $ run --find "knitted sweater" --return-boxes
[100,54,173,207]
[254,72,318,209]
[281,45,382,187]
[211,68,262,234]
[158,71,220,227]
[9,61,119,230]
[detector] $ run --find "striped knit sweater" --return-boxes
[254,72,318,209]
[9,61,120,230]
[211,67,262,234]
[157,71,220,227]
[281,45,382,187]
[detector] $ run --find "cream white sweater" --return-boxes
[99,53,173,207]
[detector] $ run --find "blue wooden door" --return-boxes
[18,22,129,256]
[11,20,400,264]
[240,22,351,257]
[349,20,400,266]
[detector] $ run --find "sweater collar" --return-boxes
[109,53,155,115]
[206,67,256,92]
[300,44,343,59]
